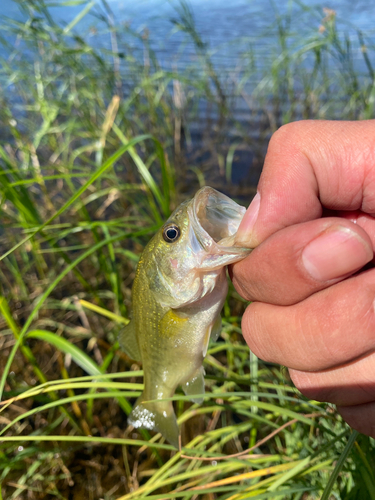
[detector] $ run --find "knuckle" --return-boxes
[268,121,307,153]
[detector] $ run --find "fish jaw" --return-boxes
[192,187,247,246]
[188,186,252,271]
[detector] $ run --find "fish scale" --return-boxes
[120,186,251,447]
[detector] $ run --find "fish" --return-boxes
[119,186,251,448]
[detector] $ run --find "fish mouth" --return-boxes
[188,186,251,268]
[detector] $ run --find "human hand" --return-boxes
[231,120,375,437]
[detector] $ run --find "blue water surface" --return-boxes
[2,0,375,68]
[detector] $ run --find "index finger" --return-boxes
[237,120,375,247]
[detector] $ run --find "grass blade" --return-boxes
[321,430,359,500]
[26,329,102,376]
[0,135,152,262]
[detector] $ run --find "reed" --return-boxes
[0,0,374,498]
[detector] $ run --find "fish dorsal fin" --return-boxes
[118,320,141,361]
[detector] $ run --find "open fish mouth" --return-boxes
[188,187,251,266]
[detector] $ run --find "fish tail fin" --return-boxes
[128,393,179,449]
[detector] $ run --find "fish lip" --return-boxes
[189,186,251,264]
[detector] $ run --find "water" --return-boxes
[2,0,375,186]
[3,0,375,94]
[3,0,375,69]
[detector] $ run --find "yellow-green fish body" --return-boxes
[120,187,250,447]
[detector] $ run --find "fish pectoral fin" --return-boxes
[210,314,222,342]
[201,315,222,359]
[182,366,205,404]
[118,320,141,361]
[128,393,179,449]
[202,315,222,357]
[159,309,189,338]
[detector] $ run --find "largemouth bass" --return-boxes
[120,186,251,448]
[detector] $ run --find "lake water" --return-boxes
[2,0,375,187]
[3,0,375,70]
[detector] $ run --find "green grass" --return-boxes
[0,0,375,498]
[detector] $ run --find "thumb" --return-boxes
[236,120,375,247]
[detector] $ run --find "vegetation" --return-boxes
[0,0,375,498]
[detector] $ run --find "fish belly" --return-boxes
[129,272,228,447]
[129,320,202,449]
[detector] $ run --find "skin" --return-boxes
[231,120,375,438]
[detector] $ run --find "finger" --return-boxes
[338,402,375,438]
[236,120,375,247]
[335,210,375,248]
[289,351,375,407]
[241,269,375,371]
[232,217,373,305]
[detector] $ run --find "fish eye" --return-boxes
[163,224,181,243]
